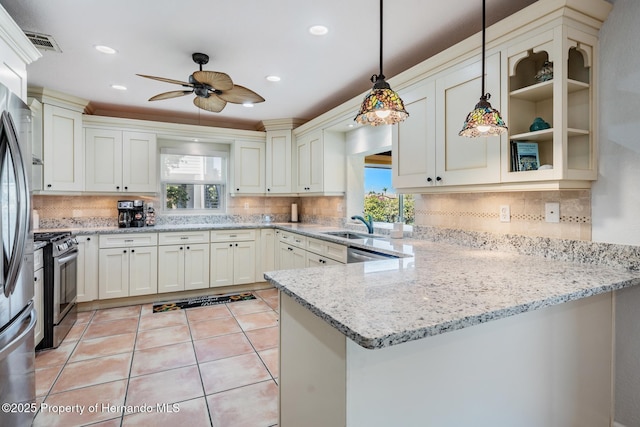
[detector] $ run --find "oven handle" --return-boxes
[56,249,79,266]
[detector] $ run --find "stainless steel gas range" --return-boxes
[34,232,78,349]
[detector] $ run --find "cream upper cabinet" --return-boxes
[295,130,345,194]
[42,104,84,191]
[265,129,292,194]
[232,140,265,194]
[434,53,502,187]
[0,7,40,101]
[85,128,157,193]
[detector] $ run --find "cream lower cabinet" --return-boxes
[305,237,347,266]
[210,229,257,287]
[277,230,307,269]
[158,231,210,293]
[77,235,99,302]
[98,233,158,299]
[259,228,276,281]
[34,249,44,347]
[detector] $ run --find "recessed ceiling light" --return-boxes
[243,102,254,108]
[95,45,117,54]
[111,84,127,91]
[309,25,328,36]
[266,75,281,82]
[347,124,355,128]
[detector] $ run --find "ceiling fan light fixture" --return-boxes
[111,84,127,91]
[266,75,281,82]
[309,25,329,36]
[354,0,408,126]
[459,0,507,138]
[95,45,117,54]
[242,102,254,108]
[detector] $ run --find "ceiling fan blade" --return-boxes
[136,74,192,87]
[194,94,227,113]
[149,90,193,101]
[217,85,265,104]
[192,71,234,91]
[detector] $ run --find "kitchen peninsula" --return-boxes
[265,234,640,427]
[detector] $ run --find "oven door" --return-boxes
[53,249,78,325]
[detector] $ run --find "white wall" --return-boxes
[591,1,640,425]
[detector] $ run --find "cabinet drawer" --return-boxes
[158,231,210,245]
[278,230,306,249]
[99,233,158,248]
[210,229,256,242]
[34,248,44,271]
[306,237,347,263]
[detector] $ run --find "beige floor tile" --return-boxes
[130,341,197,377]
[35,365,62,397]
[234,311,278,331]
[140,303,154,316]
[63,322,87,342]
[254,288,278,299]
[126,365,204,408]
[193,332,254,364]
[83,317,139,340]
[226,299,272,316]
[75,311,95,324]
[35,342,76,369]
[258,348,279,378]
[69,333,136,363]
[189,317,242,341]
[207,380,278,427]
[138,310,187,331]
[122,396,211,427]
[136,324,191,350]
[92,305,141,323]
[86,418,122,427]
[185,304,232,323]
[245,326,278,351]
[33,380,127,427]
[262,295,279,311]
[200,353,271,395]
[51,352,132,394]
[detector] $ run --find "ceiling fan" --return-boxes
[137,52,265,113]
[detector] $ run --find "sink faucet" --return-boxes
[351,214,374,234]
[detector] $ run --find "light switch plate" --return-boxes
[545,202,560,223]
[499,205,510,222]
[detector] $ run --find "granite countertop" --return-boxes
[264,230,640,350]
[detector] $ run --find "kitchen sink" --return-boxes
[347,247,399,263]
[322,231,372,239]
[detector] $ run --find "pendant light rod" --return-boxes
[481,0,486,97]
[379,0,384,79]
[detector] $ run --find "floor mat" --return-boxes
[152,292,256,312]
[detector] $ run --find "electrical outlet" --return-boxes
[337,203,343,212]
[545,202,560,223]
[499,205,510,222]
[244,202,249,209]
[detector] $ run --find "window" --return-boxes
[364,154,414,225]
[160,149,227,212]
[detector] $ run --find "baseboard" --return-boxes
[613,421,627,427]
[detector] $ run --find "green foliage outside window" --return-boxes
[166,185,190,209]
[364,191,414,225]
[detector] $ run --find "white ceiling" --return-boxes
[1,0,536,130]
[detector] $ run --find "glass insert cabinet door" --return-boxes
[0,111,29,298]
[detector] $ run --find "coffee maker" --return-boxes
[131,200,145,227]
[117,200,133,228]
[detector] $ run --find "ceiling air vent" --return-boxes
[24,31,62,53]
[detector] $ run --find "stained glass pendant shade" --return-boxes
[459,0,507,137]
[354,0,408,126]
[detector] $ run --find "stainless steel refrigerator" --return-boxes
[0,82,36,426]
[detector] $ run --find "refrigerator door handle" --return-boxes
[1,112,29,297]
[0,302,35,362]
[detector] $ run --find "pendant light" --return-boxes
[459,0,507,137]
[354,0,408,126]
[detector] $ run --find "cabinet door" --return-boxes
[77,235,98,302]
[85,128,123,192]
[308,134,324,192]
[129,246,158,296]
[233,241,256,285]
[292,246,306,269]
[210,242,235,287]
[123,131,157,192]
[43,104,84,191]
[99,248,129,299]
[266,130,292,194]
[392,82,436,189]
[296,136,311,192]
[435,53,502,186]
[233,140,265,194]
[33,268,43,347]
[184,243,210,290]
[260,229,276,280]
[158,245,185,293]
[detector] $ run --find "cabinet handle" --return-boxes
[124,186,128,190]
[229,244,233,247]
[34,277,37,281]
[180,247,183,250]
[123,250,127,253]
[235,243,238,247]
[436,176,442,182]
[47,184,51,188]
[288,247,293,251]
[427,177,433,182]
[131,249,135,253]
[87,237,90,241]
[186,246,190,250]
[236,188,240,191]
[180,236,188,240]
[116,186,120,190]
[267,188,271,192]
